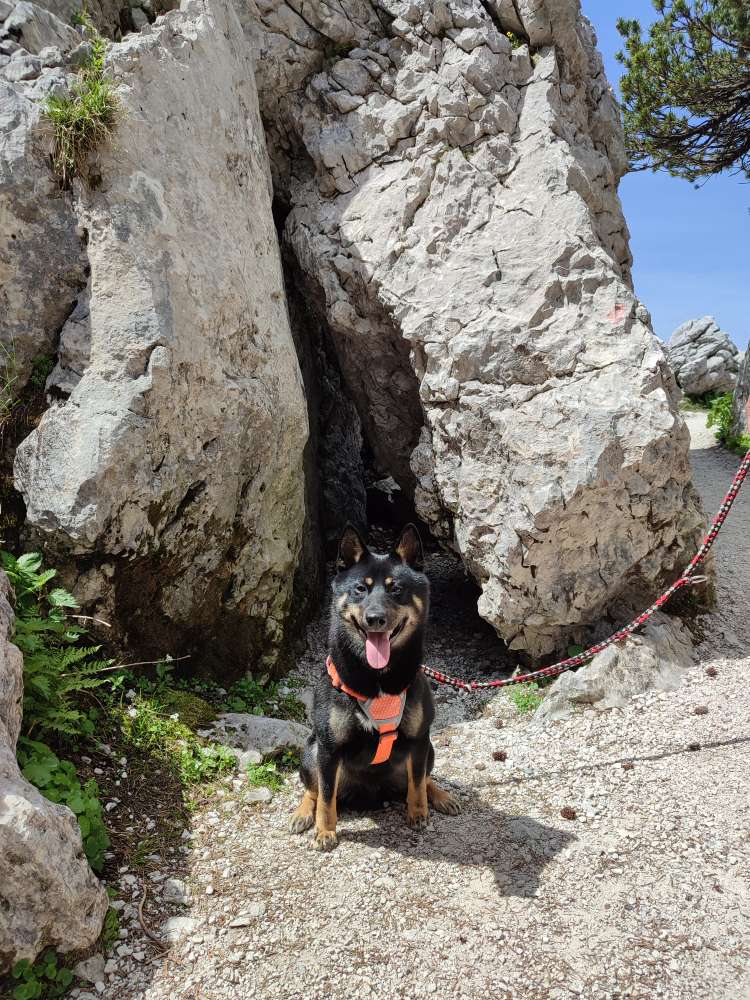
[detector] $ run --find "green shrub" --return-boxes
[10,950,73,1000]
[707,392,750,454]
[1,551,112,741]
[43,10,118,186]
[16,739,110,872]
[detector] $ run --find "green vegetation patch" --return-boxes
[707,392,750,455]
[10,950,74,1000]
[119,694,236,786]
[508,681,544,715]
[43,10,118,186]
[16,739,110,872]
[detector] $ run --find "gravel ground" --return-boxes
[72,412,749,1000]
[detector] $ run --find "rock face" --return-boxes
[13,0,309,672]
[533,611,695,723]
[0,570,107,968]
[249,0,704,655]
[0,78,86,386]
[667,316,740,397]
[733,350,749,440]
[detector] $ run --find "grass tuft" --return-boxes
[43,11,118,186]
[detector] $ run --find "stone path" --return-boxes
[75,411,749,1000]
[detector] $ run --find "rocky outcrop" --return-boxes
[533,611,695,723]
[733,350,749,440]
[0,77,86,386]
[249,0,704,655]
[0,571,107,967]
[13,0,309,673]
[667,316,740,397]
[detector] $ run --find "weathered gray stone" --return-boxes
[667,316,740,397]
[1,2,80,55]
[211,713,311,756]
[0,80,86,385]
[0,570,108,969]
[72,954,106,983]
[14,0,309,673]
[1,51,41,80]
[249,0,704,656]
[732,351,748,440]
[533,612,695,723]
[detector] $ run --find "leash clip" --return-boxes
[686,575,708,586]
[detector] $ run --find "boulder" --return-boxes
[732,351,748,440]
[249,0,704,656]
[210,713,311,757]
[667,316,740,397]
[0,570,107,968]
[14,0,309,673]
[533,611,695,723]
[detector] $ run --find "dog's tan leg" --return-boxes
[427,777,462,815]
[314,759,341,851]
[289,789,317,834]
[406,754,429,829]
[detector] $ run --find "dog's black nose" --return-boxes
[364,610,387,630]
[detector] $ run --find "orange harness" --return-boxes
[326,656,407,765]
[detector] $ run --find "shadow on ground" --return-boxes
[338,793,575,897]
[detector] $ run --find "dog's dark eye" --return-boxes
[354,582,368,596]
[388,583,402,595]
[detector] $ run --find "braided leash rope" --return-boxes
[423,447,750,693]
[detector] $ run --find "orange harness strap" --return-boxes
[326,656,407,765]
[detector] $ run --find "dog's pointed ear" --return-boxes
[392,523,424,571]
[337,523,368,571]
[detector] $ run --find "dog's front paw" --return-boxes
[431,792,462,816]
[289,811,314,834]
[407,808,429,830]
[313,830,338,852]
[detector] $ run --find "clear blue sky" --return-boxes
[581,0,749,350]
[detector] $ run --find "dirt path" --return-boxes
[84,413,750,1000]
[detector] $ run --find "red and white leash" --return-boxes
[423,447,750,693]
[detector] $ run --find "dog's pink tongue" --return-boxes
[365,631,391,670]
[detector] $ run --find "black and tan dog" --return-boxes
[290,523,461,850]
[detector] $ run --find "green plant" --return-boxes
[119,695,236,786]
[1,551,113,741]
[707,392,750,454]
[508,682,543,714]
[100,902,121,953]
[0,341,20,422]
[246,749,299,792]
[222,675,306,722]
[29,356,54,389]
[16,739,110,872]
[43,9,118,186]
[10,950,73,1000]
[506,30,524,49]
[617,1,750,179]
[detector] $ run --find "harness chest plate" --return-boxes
[326,657,407,765]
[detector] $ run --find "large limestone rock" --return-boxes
[533,611,695,723]
[667,316,740,397]
[0,571,107,968]
[14,0,309,672]
[249,0,704,655]
[733,350,748,441]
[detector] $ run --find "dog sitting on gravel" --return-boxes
[290,523,461,851]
